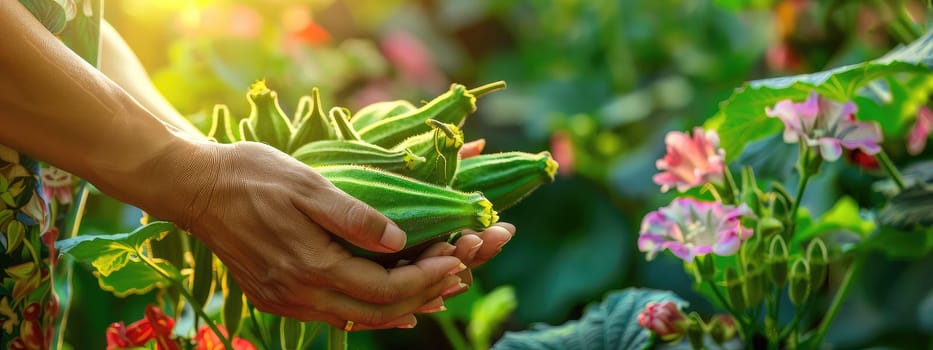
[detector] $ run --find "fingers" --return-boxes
[458,139,486,159]
[265,276,461,329]
[462,223,515,268]
[297,185,407,253]
[312,274,462,327]
[452,234,483,264]
[326,255,465,303]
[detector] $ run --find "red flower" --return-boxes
[292,22,331,46]
[106,306,177,350]
[194,325,257,350]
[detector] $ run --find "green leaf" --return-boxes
[855,75,933,138]
[492,289,686,350]
[859,226,933,259]
[95,258,180,297]
[791,197,875,251]
[878,184,933,229]
[706,30,933,161]
[20,0,67,34]
[469,286,518,350]
[55,221,174,276]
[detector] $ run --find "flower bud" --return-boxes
[743,263,765,307]
[694,255,715,283]
[725,267,746,311]
[708,314,737,345]
[806,238,828,289]
[767,235,789,287]
[757,217,784,237]
[789,258,811,306]
[637,301,686,341]
[686,312,705,350]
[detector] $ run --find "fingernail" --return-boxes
[417,297,446,314]
[380,222,406,251]
[495,236,512,251]
[448,262,467,276]
[441,243,457,256]
[466,240,483,261]
[391,316,417,329]
[442,282,468,296]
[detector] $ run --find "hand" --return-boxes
[130,139,466,330]
[416,223,515,301]
[412,138,517,304]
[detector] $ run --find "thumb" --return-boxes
[305,184,407,253]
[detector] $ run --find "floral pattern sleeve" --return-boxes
[0,1,101,349]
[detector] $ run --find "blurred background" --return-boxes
[65,0,932,348]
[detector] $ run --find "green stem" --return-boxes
[789,147,815,235]
[247,303,271,350]
[138,254,235,350]
[723,166,740,205]
[895,0,922,41]
[876,151,906,190]
[467,81,507,97]
[433,316,472,350]
[707,281,752,338]
[328,326,348,350]
[765,287,779,350]
[809,255,865,347]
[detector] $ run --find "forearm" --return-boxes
[0,1,186,204]
[99,20,204,137]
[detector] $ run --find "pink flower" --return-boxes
[550,131,575,177]
[908,107,933,155]
[380,31,445,90]
[766,92,882,161]
[639,198,753,262]
[637,301,686,340]
[653,128,725,192]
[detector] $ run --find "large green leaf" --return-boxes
[55,221,174,276]
[492,289,686,350]
[878,183,933,229]
[859,226,933,259]
[95,258,180,297]
[706,30,933,161]
[791,197,876,252]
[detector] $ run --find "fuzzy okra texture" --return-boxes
[207,80,558,264]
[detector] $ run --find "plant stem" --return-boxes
[789,147,815,234]
[766,287,780,350]
[723,166,740,205]
[328,326,348,350]
[876,151,906,190]
[433,315,472,350]
[247,303,271,350]
[707,281,752,338]
[139,254,235,350]
[809,255,865,347]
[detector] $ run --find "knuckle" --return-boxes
[366,283,398,304]
[359,308,388,326]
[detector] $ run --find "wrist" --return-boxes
[90,129,223,230]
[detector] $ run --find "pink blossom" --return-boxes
[639,198,753,262]
[380,31,445,90]
[550,131,575,177]
[908,107,933,155]
[653,128,725,192]
[766,92,882,161]
[637,301,685,339]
